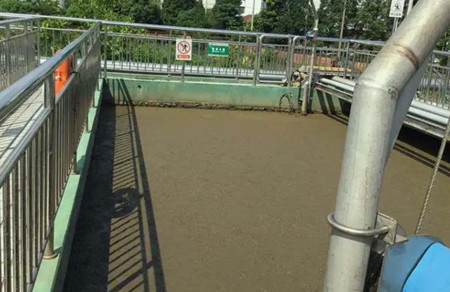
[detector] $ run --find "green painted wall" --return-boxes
[104,73,301,111]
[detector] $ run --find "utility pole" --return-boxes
[339,0,348,39]
[338,0,348,57]
[251,0,256,31]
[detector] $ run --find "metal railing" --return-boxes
[0,22,100,292]
[1,13,446,106]
[417,50,450,108]
[0,12,447,98]
[0,18,40,91]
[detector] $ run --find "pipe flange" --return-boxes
[327,213,390,237]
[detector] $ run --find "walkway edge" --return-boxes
[33,79,104,292]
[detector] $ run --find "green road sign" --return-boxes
[208,43,229,57]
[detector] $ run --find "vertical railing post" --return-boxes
[43,76,57,260]
[302,41,315,115]
[181,31,186,82]
[37,20,41,67]
[253,36,262,86]
[286,37,293,84]
[168,30,172,76]
[425,53,434,100]
[84,40,91,133]
[5,24,11,86]
[235,34,242,79]
[343,41,350,79]
[24,21,30,73]
[103,25,108,79]
[444,56,450,106]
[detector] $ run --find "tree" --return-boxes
[353,0,392,40]
[253,0,312,35]
[65,0,133,21]
[162,0,197,25]
[211,0,243,30]
[0,0,60,15]
[66,0,161,23]
[126,0,162,24]
[176,1,208,27]
[318,0,358,38]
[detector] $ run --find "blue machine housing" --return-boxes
[378,235,450,292]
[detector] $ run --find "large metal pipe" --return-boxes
[323,1,450,291]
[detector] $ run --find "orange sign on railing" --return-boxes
[54,50,74,95]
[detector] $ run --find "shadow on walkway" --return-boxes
[64,82,166,292]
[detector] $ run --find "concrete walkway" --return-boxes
[64,105,450,292]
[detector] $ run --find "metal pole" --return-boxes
[43,76,57,260]
[286,37,293,83]
[103,25,108,79]
[251,0,256,31]
[25,22,30,73]
[37,20,41,67]
[253,36,262,86]
[337,0,348,59]
[168,30,172,76]
[324,1,450,291]
[302,0,319,115]
[302,43,315,115]
[5,24,11,86]
[392,17,399,33]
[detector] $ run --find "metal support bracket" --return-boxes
[327,213,390,237]
[327,212,407,245]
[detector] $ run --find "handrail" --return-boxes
[0,11,391,46]
[0,16,39,26]
[0,22,100,121]
[0,12,290,38]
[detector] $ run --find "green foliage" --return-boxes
[176,1,208,28]
[353,0,392,40]
[66,0,161,24]
[127,0,162,24]
[0,0,60,15]
[254,0,313,35]
[211,0,243,30]
[162,0,197,25]
[65,0,133,21]
[318,0,358,38]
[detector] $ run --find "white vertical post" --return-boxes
[392,17,399,33]
[250,0,256,31]
[323,0,450,291]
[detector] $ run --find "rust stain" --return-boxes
[392,43,420,70]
